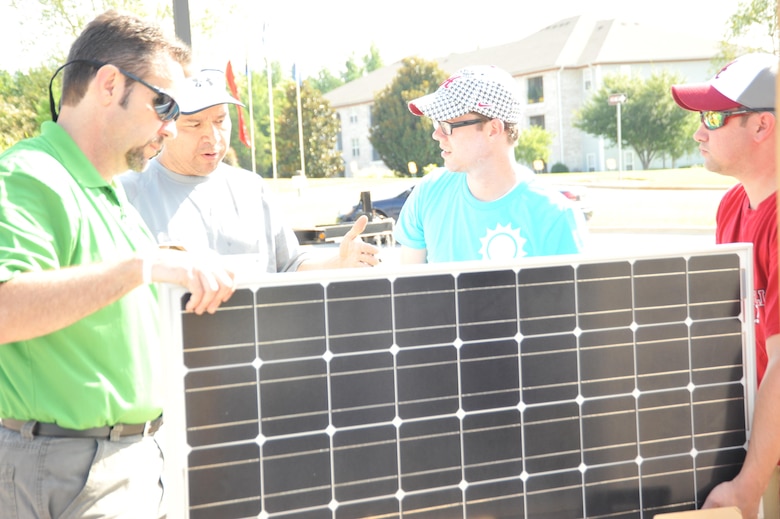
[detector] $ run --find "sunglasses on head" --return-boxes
[699,108,774,130]
[48,59,180,123]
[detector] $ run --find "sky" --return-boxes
[199,0,745,75]
[0,0,751,76]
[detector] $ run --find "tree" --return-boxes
[310,45,384,94]
[226,61,290,177]
[369,57,448,176]
[310,68,344,94]
[0,66,54,151]
[8,0,237,69]
[726,0,778,57]
[342,54,365,83]
[363,43,383,73]
[515,126,553,170]
[10,0,171,58]
[276,79,343,178]
[574,71,699,170]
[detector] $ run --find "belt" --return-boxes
[0,415,163,440]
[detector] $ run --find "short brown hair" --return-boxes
[61,10,191,106]
[471,113,520,144]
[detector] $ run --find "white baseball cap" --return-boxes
[408,65,522,123]
[177,69,244,115]
[671,53,777,111]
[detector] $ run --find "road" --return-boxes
[297,184,731,262]
[557,184,729,231]
[309,230,719,265]
[586,229,716,255]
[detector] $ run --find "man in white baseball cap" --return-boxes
[672,53,779,519]
[395,65,587,263]
[120,69,379,271]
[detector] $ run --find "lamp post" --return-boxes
[607,93,627,180]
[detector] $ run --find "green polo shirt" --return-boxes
[0,122,162,429]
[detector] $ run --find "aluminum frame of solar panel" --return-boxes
[159,244,755,519]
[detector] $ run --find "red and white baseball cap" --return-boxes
[408,65,522,123]
[671,53,777,111]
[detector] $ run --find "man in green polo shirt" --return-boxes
[0,10,235,518]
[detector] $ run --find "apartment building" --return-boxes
[325,15,722,175]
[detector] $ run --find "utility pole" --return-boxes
[607,93,627,180]
[171,0,191,47]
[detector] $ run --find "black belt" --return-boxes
[0,415,163,440]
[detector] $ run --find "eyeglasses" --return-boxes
[699,108,774,130]
[48,59,180,123]
[433,118,487,136]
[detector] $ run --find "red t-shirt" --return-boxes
[716,184,779,386]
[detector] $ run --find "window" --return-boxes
[583,69,592,91]
[529,115,545,129]
[527,76,544,104]
[624,151,634,170]
[351,138,360,157]
[586,153,596,172]
[349,109,358,124]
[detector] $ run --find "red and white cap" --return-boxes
[408,65,522,123]
[671,53,777,111]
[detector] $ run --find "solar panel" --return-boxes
[159,244,755,519]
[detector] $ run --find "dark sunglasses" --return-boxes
[433,118,487,136]
[48,59,180,123]
[699,108,774,130]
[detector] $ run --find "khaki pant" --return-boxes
[762,466,780,519]
[0,426,164,518]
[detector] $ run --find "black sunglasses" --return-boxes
[699,108,774,130]
[48,59,180,123]
[433,118,487,136]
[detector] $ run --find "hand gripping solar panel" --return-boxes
[159,244,755,519]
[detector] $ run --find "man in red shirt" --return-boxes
[672,53,779,519]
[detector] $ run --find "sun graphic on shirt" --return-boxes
[478,224,527,260]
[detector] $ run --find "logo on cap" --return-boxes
[441,75,462,89]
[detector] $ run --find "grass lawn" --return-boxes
[550,167,737,188]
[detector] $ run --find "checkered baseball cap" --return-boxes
[671,53,777,111]
[408,65,522,123]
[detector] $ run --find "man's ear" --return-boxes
[751,111,776,144]
[93,64,122,108]
[489,118,505,137]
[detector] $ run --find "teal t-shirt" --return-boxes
[0,122,162,429]
[395,167,587,263]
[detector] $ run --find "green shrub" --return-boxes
[550,162,569,173]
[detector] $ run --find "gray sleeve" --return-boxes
[255,178,309,273]
[276,226,310,273]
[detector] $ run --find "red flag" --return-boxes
[225,61,251,148]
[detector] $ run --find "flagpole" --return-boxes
[264,23,278,180]
[295,64,305,177]
[246,58,256,174]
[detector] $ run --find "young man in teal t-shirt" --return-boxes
[397,65,587,264]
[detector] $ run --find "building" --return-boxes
[325,16,722,175]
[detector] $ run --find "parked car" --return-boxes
[556,185,593,221]
[337,183,593,223]
[337,186,414,223]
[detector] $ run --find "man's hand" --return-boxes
[338,215,381,268]
[703,481,755,518]
[147,248,236,314]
